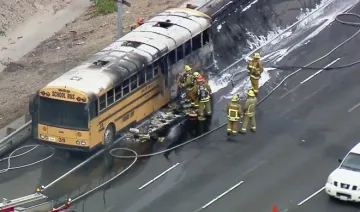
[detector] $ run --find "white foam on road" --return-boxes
[209,0,359,98]
[262,0,359,63]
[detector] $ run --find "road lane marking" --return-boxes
[280,83,328,116]
[300,58,340,84]
[196,180,244,211]
[138,163,180,190]
[348,101,360,112]
[280,58,340,99]
[297,186,325,206]
[104,205,115,212]
[241,161,267,176]
[279,84,300,99]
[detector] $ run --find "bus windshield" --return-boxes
[39,97,88,130]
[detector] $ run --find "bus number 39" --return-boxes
[58,138,65,143]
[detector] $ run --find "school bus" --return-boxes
[29,8,214,152]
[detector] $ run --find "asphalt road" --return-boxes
[1,1,360,212]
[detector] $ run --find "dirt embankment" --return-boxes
[0,0,186,128]
[0,0,70,33]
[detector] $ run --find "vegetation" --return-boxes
[90,0,117,14]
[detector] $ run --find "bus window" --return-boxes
[89,100,98,120]
[130,74,137,91]
[203,28,210,45]
[192,33,202,51]
[106,89,114,106]
[169,50,176,65]
[99,95,106,111]
[153,62,159,76]
[115,84,122,100]
[122,79,130,96]
[176,45,184,61]
[184,40,191,56]
[138,70,145,86]
[146,66,153,81]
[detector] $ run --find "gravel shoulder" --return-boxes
[0,0,70,33]
[0,0,186,128]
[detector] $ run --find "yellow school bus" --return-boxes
[29,8,214,151]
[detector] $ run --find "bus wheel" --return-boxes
[104,124,115,147]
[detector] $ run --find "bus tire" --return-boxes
[104,124,115,147]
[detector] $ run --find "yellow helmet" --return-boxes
[247,89,255,97]
[253,53,260,59]
[231,95,239,102]
[193,72,200,77]
[185,65,192,72]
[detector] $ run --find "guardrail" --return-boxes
[197,0,234,16]
[0,120,31,157]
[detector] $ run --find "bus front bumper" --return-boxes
[34,139,99,152]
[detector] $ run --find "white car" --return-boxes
[325,142,360,202]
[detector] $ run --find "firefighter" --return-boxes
[131,18,145,31]
[196,75,212,121]
[247,52,264,95]
[193,71,200,79]
[181,65,196,106]
[225,95,242,135]
[240,89,258,134]
[192,72,201,108]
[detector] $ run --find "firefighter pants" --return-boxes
[227,120,238,134]
[186,89,197,105]
[191,89,199,108]
[198,100,211,120]
[241,115,256,133]
[250,77,259,94]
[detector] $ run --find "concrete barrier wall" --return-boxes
[0,115,31,157]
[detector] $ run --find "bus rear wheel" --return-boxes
[104,124,115,147]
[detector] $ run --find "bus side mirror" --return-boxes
[28,94,38,114]
[338,158,342,163]
[29,101,34,114]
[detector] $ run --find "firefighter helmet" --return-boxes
[231,95,239,102]
[247,89,255,97]
[253,52,261,59]
[185,65,192,72]
[193,72,200,77]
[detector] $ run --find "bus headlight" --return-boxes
[39,134,48,140]
[76,140,86,146]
